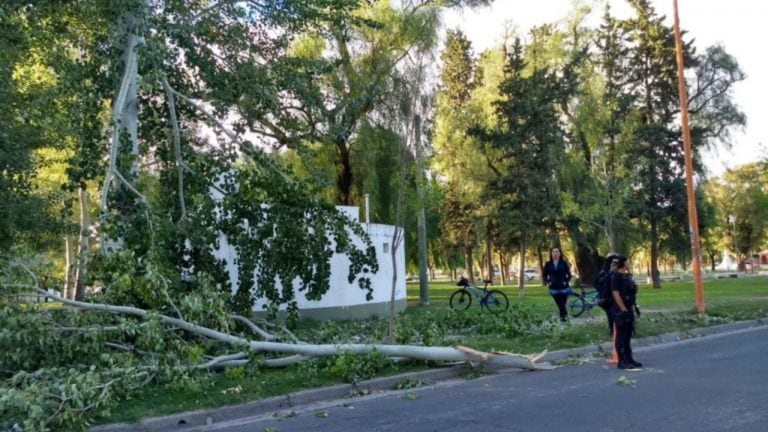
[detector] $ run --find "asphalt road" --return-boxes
[196,325,768,432]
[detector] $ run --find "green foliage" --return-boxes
[471,38,567,251]
[440,29,476,108]
[329,349,392,384]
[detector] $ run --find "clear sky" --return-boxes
[441,0,767,176]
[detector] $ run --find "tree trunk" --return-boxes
[650,218,661,288]
[464,240,475,284]
[388,226,403,343]
[605,219,620,254]
[498,252,507,285]
[413,115,429,306]
[563,221,602,286]
[485,225,494,283]
[335,140,353,205]
[63,236,75,299]
[537,248,544,280]
[99,14,141,254]
[74,186,90,301]
[518,238,525,298]
[572,243,601,287]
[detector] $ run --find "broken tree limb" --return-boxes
[25,287,546,371]
[166,85,291,182]
[230,314,277,341]
[100,29,141,213]
[161,77,187,220]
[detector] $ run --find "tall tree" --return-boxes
[433,28,482,282]
[473,38,566,295]
[622,0,744,286]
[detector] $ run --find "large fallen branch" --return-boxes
[28,287,547,371]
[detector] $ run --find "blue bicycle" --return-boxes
[449,277,509,313]
[568,287,600,317]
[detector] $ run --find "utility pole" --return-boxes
[414,114,429,305]
[673,0,705,314]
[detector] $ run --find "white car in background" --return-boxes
[510,269,537,281]
[522,269,537,281]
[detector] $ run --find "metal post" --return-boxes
[364,194,370,225]
[673,0,705,314]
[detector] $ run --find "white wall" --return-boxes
[214,206,406,316]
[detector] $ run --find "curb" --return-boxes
[90,365,470,432]
[90,318,768,432]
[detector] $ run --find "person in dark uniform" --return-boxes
[543,247,572,322]
[595,253,620,364]
[609,256,642,370]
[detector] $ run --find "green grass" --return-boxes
[408,276,768,317]
[101,276,768,425]
[101,359,427,424]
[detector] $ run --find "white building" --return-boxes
[214,206,406,320]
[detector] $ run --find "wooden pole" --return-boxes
[672,0,705,313]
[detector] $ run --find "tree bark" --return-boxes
[63,236,75,299]
[485,225,494,283]
[464,235,475,284]
[498,252,507,286]
[518,238,525,298]
[563,220,602,286]
[162,78,187,220]
[411,114,429,305]
[74,186,90,301]
[537,248,544,281]
[650,218,661,288]
[388,226,404,342]
[573,243,601,287]
[335,139,353,205]
[100,19,141,214]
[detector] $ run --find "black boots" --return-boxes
[617,351,643,370]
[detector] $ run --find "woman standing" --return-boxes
[543,247,572,322]
[610,256,642,370]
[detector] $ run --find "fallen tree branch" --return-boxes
[25,286,545,371]
[230,314,277,341]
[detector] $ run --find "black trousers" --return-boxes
[601,304,615,335]
[552,293,569,321]
[614,312,635,361]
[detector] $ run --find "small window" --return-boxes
[383,243,390,254]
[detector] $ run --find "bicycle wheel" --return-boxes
[483,290,509,313]
[569,296,586,317]
[449,289,472,310]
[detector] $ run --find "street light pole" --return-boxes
[673,0,705,314]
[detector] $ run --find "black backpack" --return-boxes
[595,270,612,307]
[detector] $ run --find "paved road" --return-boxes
[200,326,768,432]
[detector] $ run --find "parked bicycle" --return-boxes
[568,286,600,317]
[449,277,509,313]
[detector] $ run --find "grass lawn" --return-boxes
[101,276,768,425]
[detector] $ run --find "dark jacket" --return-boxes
[543,260,572,291]
[609,272,638,313]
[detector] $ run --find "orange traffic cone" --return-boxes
[606,323,619,364]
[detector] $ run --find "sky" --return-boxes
[441,0,768,177]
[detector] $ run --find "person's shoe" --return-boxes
[617,361,642,371]
[629,359,643,368]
